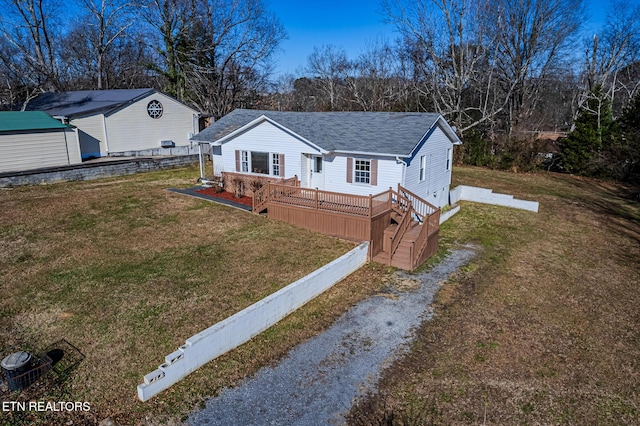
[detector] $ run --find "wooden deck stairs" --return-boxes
[252,182,440,271]
[373,186,440,270]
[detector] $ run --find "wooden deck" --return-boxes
[253,182,440,271]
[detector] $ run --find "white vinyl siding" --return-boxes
[71,115,107,158]
[0,128,81,173]
[324,154,402,196]
[222,120,320,180]
[105,92,197,153]
[403,124,455,207]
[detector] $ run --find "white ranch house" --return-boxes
[193,109,461,208]
[27,89,202,159]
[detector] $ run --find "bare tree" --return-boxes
[139,0,285,116]
[485,0,587,135]
[0,37,42,109]
[580,0,640,120]
[75,0,135,90]
[138,0,198,100]
[184,0,286,117]
[346,39,402,111]
[0,0,63,94]
[383,0,507,134]
[306,45,350,111]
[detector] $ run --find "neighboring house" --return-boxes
[0,111,81,174]
[27,89,201,159]
[192,109,461,208]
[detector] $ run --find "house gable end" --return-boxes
[215,115,325,154]
[103,90,198,118]
[406,117,460,165]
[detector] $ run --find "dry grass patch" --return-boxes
[349,167,640,425]
[0,166,391,425]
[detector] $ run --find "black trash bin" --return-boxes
[1,351,32,391]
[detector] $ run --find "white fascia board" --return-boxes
[406,115,462,159]
[329,150,408,158]
[437,115,463,144]
[212,115,327,154]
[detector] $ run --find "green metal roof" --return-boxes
[0,111,69,132]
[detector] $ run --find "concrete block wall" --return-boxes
[137,242,369,402]
[450,185,539,212]
[0,155,200,187]
[110,145,200,158]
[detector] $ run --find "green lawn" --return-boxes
[349,166,640,425]
[0,166,391,425]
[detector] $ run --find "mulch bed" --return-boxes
[195,187,253,207]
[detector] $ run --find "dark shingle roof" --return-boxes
[0,111,69,132]
[25,89,154,118]
[192,109,451,157]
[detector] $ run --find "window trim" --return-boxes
[314,156,323,173]
[354,159,371,184]
[238,150,283,176]
[241,150,249,173]
[272,153,280,176]
[250,151,270,174]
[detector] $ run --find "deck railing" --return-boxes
[387,185,441,270]
[255,183,392,218]
[388,193,413,263]
[252,181,441,271]
[412,208,440,267]
[398,184,438,221]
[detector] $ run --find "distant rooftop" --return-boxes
[25,89,155,118]
[0,111,70,132]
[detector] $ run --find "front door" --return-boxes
[309,155,324,190]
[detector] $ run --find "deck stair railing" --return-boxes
[252,182,270,213]
[252,181,441,271]
[386,185,441,269]
[387,191,413,262]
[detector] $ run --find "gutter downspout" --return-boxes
[102,115,111,156]
[198,142,205,180]
[63,128,71,165]
[396,156,407,187]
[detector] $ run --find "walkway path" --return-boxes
[187,247,477,426]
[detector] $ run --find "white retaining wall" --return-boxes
[439,205,461,224]
[449,185,539,212]
[137,242,369,402]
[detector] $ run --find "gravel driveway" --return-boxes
[187,247,477,426]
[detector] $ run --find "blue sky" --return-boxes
[268,0,392,76]
[268,0,613,77]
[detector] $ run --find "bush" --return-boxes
[231,177,245,198]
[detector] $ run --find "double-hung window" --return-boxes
[272,153,280,176]
[241,151,249,172]
[354,159,371,184]
[419,155,426,181]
